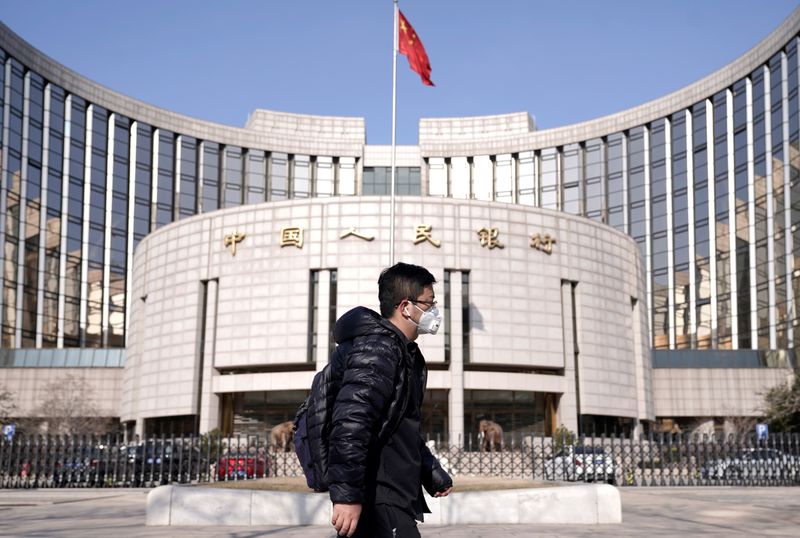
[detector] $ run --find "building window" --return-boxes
[450,156,471,199]
[540,148,558,210]
[428,157,446,196]
[177,136,198,218]
[421,389,448,436]
[316,156,334,196]
[200,141,220,212]
[338,157,356,195]
[307,268,338,362]
[292,155,310,198]
[307,270,319,363]
[495,154,514,203]
[443,269,470,364]
[328,269,338,357]
[155,130,175,228]
[463,390,549,438]
[223,146,243,208]
[462,271,471,364]
[444,270,451,362]
[230,390,308,436]
[362,166,420,195]
[269,152,288,200]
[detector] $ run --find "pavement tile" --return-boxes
[0,487,799,537]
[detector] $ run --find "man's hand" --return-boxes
[332,502,362,537]
[434,486,453,497]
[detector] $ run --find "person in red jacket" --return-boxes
[329,262,453,538]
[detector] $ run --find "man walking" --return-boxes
[328,262,453,537]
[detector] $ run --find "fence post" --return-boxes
[143,435,151,486]
[539,429,553,480]
[646,430,653,487]
[777,432,784,483]
[51,435,59,487]
[655,431,663,487]
[635,431,642,486]
[795,433,800,484]
[64,434,78,487]
[64,434,73,488]
[80,434,89,487]
[187,433,194,483]
[529,433,534,481]
[609,433,619,487]
[157,433,165,485]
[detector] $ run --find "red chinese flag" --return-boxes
[398,10,434,87]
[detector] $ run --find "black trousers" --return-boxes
[345,503,421,538]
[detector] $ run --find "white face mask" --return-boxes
[406,301,443,335]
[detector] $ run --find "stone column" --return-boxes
[559,280,579,433]
[316,270,331,371]
[198,279,220,433]
[134,417,144,439]
[448,273,465,445]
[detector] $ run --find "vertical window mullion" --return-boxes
[35,83,51,347]
[0,58,12,337]
[14,70,31,346]
[79,103,94,347]
[125,121,137,340]
[665,118,675,349]
[101,113,115,347]
[726,88,739,349]
[686,108,697,346]
[706,98,718,347]
[781,51,795,348]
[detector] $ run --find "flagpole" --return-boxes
[390,0,398,266]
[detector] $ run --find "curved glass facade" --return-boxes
[422,47,800,357]
[0,29,363,350]
[0,9,798,360]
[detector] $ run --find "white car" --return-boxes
[701,448,798,481]
[544,445,616,484]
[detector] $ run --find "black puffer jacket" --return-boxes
[325,306,451,504]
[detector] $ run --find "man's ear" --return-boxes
[397,298,409,317]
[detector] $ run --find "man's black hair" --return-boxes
[378,262,436,318]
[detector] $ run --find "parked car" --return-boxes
[122,441,207,485]
[544,445,616,484]
[52,444,109,486]
[216,449,269,480]
[701,448,798,481]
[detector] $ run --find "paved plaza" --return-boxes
[0,487,799,537]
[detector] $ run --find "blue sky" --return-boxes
[2,0,798,144]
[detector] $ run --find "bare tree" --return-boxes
[33,374,113,435]
[723,416,758,437]
[761,372,800,433]
[0,384,17,424]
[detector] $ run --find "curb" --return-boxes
[146,483,621,526]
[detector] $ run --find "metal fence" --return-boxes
[425,431,800,487]
[1,431,798,489]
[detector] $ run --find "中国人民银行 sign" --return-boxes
[223,226,557,254]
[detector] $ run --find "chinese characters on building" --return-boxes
[413,224,441,247]
[339,227,375,241]
[280,227,304,248]
[224,224,556,254]
[223,231,246,256]
[530,233,557,255]
[477,227,504,249]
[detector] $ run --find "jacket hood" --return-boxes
[333,306,406,345]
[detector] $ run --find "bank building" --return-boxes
[0,8,798,441]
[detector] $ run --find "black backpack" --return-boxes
[293,341,409,492]
[293,360,338,492]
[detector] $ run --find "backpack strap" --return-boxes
[375,336,412,445]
